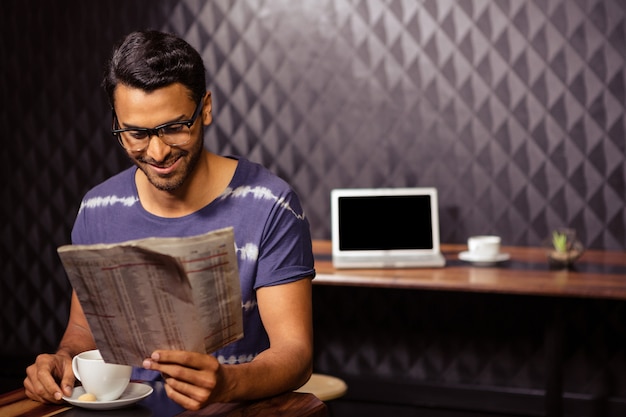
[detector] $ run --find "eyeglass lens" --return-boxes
[118,123,192,152]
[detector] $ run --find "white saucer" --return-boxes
[63,382,153,410]
[459,251,510,266]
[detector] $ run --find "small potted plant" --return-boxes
[547,228,584,269]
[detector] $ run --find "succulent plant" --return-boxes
[552,230,569,253]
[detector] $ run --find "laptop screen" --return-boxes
[337,195,434,251]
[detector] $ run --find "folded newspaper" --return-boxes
[57,227,243,367]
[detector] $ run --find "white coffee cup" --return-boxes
[72,349,132,401]
[467,235,501,258]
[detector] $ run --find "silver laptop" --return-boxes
[331,187,446,269]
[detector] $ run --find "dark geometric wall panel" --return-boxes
[172,0,626,251]
[1,0,170,359]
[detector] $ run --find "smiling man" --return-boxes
[24,30,315,411]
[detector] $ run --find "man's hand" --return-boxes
[143,350,222,411]
[24,352,75,403]
[141,279,313,411]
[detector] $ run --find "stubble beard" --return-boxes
[132,131,205,192]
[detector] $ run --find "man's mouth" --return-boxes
[141,156,182,176]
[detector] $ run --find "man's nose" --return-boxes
[144,132,172,162]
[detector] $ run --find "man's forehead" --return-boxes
[113,83,192,104]
[113,83,196,127]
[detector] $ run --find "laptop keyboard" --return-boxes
[334,253,446,268]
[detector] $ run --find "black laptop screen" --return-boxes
[337,195,434,251]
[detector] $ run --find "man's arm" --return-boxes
[24,291,97,403]
[143,277,314,410]
[221,277,314,397]
[57,291,97,357]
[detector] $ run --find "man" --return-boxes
[24,30,315,411]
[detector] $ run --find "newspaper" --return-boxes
[57,227,243,367]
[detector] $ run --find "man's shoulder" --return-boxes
[77,167,138,215]
[83,167,136,198]
[234,157,292,191]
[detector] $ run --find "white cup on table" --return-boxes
[467,235,501,259]
[71,349,132,401]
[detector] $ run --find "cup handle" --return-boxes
[71,355,82,382]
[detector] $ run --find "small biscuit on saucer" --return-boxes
[77,392,97,401]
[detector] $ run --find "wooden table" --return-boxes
[312,241,626,299]
[311,240,626,417]
[0,382,327,417]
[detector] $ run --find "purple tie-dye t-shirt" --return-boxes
[71,156,315,380]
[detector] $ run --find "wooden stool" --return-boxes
[295,373,348,401]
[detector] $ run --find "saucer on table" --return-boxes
[459,251,510,266]
[63,382,153,410]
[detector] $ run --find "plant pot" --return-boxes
[544,228,584,269]
[547,248,583,269]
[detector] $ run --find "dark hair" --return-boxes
[102,30,206,108]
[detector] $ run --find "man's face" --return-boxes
[113,83,209,192]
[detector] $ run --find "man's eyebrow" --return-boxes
[118,113,188,129]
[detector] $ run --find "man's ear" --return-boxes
[202,91,212,125]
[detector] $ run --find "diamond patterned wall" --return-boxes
[172,0,626,250]
[1,0,625,408]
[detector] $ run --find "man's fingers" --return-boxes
[147,350,218,372]
[59,364,76,398]
[23,377,45,403]
[37,366,64,402]
[24,353,74,403]
[162,378,205,411]
[149,350,199,367]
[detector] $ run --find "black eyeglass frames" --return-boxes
[111,100,203,152]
